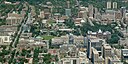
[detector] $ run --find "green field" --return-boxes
[42,35,54,40]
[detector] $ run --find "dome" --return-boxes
[36,36,42,39]
[98,29,102,33]
[81,19,85,23]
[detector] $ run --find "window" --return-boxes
[4,37,8,41]
[73,60,76,64]
[0,38,2,43]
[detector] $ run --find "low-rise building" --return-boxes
[108,55,123,64]
[59,44,89,64]
[0,33,12,45]
[6,12,24,26]
[17,38,49,49]
[88,29,111,40]
[51,35,85,47]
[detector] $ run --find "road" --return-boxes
[12,3,30,47]
[12,16,28,47]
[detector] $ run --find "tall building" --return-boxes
[113,2,117,9]
[67,1,70,8]
[87,36,105,59]
[88,4,94,18]
[65,9,71,16]
[94,8,101,20]
[39,11,45,18]
[69,33,74,44]
[28,13,31,18]
[91,47,99,63]
[83,11,88,20]
[107,1,111,9]
[102,44,112,58]
[87,40,91,59]
[121,7,126,18]
[84,37,88,48]
[94,8,98,14]
[91,47,105,64]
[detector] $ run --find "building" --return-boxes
[60,58,80,64]
[54,13,61,20]
[79,51,89,64]
[51,35,85,47]
[107,1,111,9]
[87,30,111,40]
[6,12,24,26]
[113,2,117,9]
[17,38,49,49]
[60,44,89,64]
[101,10,121,24]
[87,36,106,59]
[78,11,85,18]
[74,18,82,26]
[124,12,128,24]
[74,18,85,26]
[119,38,128,48]
[20,33,32,39]
[65,9,71,16]
[67,1,70,8]
[108,55,123,64]
[94,12,102,21]
[87,39,91,59]
[121,49,128,61]
[91,47,105,64]
[115,11,122,21]
[88,4,94,18]
[121,7,126,18]
[0,33,12,45]
[102,44,112,59]
[59,44,78,58]
[94,8,100,20]
[0,25,18,36]
[48,49,59,55]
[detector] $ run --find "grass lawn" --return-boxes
[42,35,55,40]
[47,19,56,24]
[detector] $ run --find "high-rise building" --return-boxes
[28,13,31,18]
[84,37,88,48]
[91,47,99,63]
[65,9,71,16]
[107,1,111,9]
[88,4,94,18]
[91,47,105,64]
[113,2,117,9]
[67,1,70,8]
[39,11,45,18]
[94,8,100,20]
[83,11,88,20]
[120,7,126,18]
[87,40,91,59]
[87,36,105,59]
[94,8,98,14]
[69,33,74,44]
[102,44,112,58]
